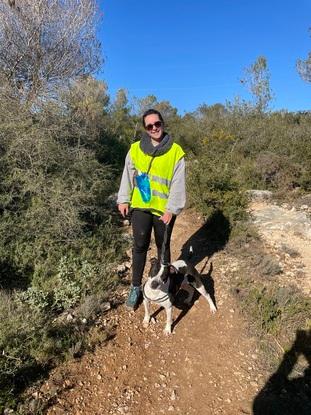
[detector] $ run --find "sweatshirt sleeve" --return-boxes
[166,157,186,215]
[117,151,135,204]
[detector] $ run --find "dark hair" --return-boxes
[142,109,164,127]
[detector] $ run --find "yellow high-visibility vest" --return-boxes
[130,141,185,216]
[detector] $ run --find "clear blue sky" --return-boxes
[97,0,311,114]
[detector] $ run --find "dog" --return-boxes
[142,257,217,335]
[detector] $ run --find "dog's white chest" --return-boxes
[143,279,170,304]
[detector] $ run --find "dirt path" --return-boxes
[42,210,267,415]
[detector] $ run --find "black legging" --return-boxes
[131,209,176,287]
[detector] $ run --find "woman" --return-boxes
[117,109,186,309]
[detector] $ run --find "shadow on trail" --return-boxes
[178,209,231,267]
[253,329,311,415]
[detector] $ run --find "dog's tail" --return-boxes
[187,245,211,274]
[188,245,193,259]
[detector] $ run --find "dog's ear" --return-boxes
[169,265,178,274]
[149,257,160,278]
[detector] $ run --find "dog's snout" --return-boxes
[150,280,160,289]
[149,257,160,278]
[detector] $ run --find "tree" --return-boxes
[110,89,131,131]
[61,76,109,142]
[0,0,102,103]
[196,103,227,121]
[155,100,178,121]
[112,89,129,114]
[297,30,311,82]
[133,95,158,116]
[109,88,136,140]
[241,56,273,113]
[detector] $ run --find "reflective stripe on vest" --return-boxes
[130,141,185,215]
[150,175,171,187]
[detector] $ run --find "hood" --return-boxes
[139,132,174,156]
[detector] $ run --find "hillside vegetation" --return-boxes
[1,0,311,411]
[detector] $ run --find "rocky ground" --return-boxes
[28,194,311,415]
[249,192,311,296]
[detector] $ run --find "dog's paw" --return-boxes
[150,317,156,324]
[143,318,150,328]
[210,303,217,314]
[163,326,172,335]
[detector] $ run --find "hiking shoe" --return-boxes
[126,285,141,309]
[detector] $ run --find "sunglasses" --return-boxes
[145,121,163,131]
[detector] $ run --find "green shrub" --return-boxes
[0,80,131,409]
[236,280,311,340]
[243,286,282,334]
[187,137,248,224]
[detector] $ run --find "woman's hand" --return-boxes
[118,203,129,217]
[160,211,173,225]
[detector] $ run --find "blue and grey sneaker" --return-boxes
[126,285,141,309]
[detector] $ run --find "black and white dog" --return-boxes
[142,258,217,335]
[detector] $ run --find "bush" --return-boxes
[0,80,130,409]
[186,136,248,224]
[236,281,311,341]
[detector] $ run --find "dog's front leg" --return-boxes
[196,285,217,313]
[143,298,151,328]
[181,281,195,305]
[163,303,173,335]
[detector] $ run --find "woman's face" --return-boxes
[144,114,164,142]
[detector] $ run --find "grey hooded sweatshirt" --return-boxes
[117,133,186,215]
